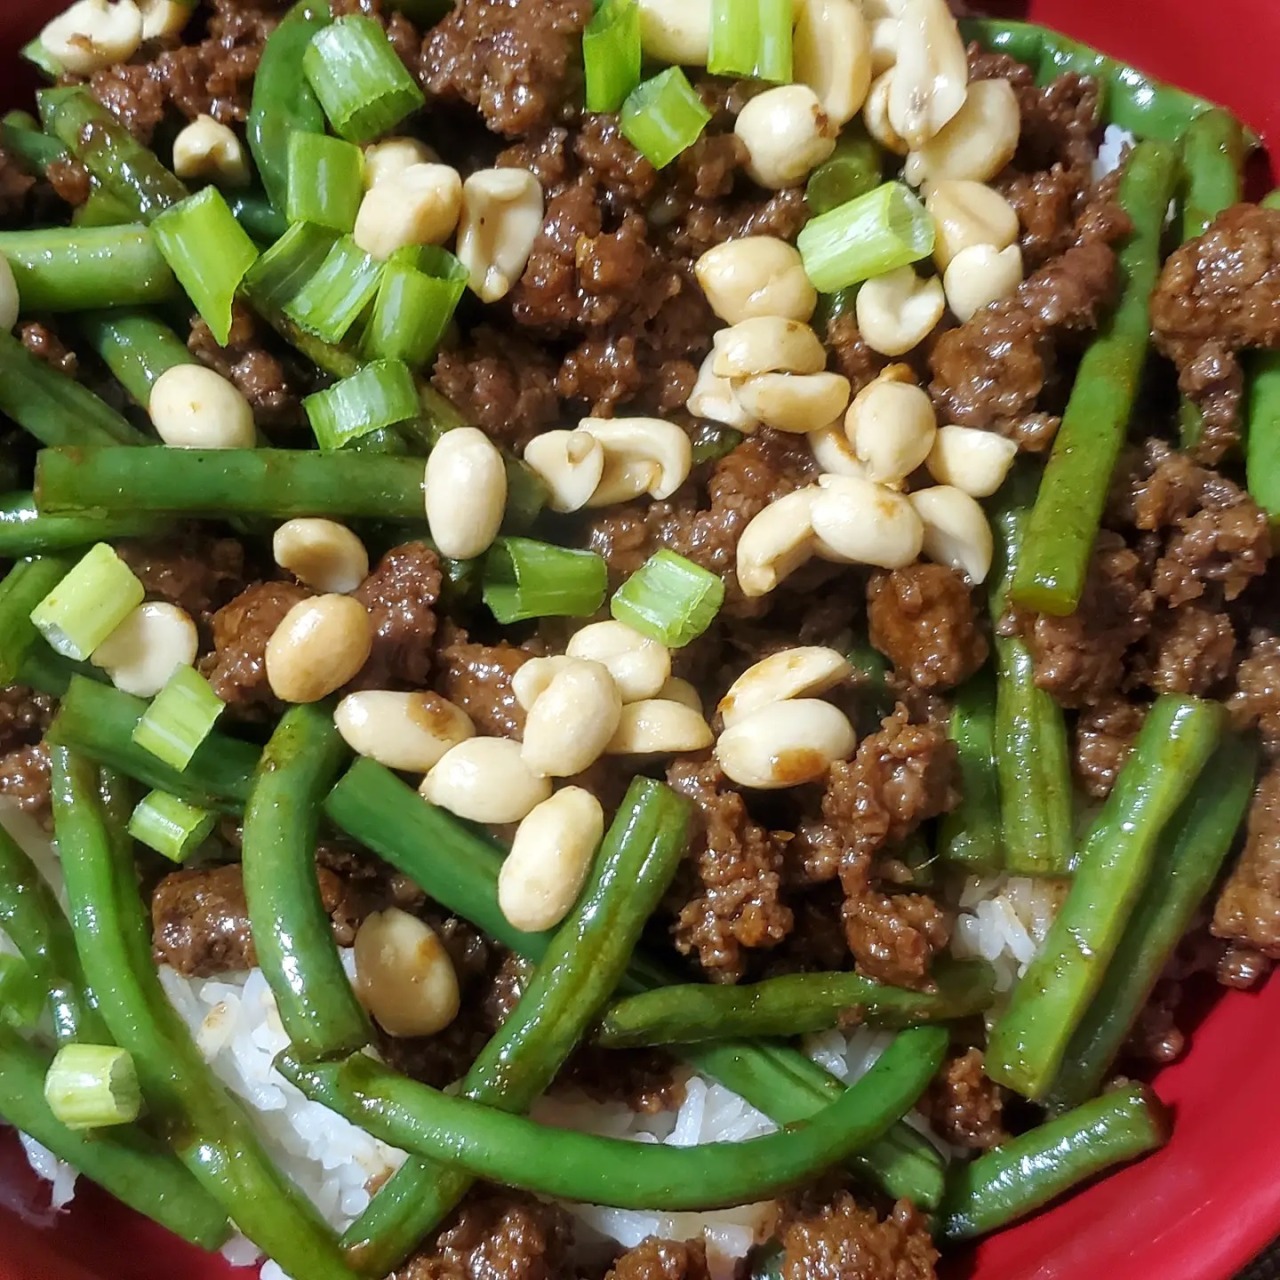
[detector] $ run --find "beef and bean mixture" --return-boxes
[2,0,1278,1276]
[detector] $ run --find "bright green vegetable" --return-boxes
[77,309,196,407]
[127,791,218,864]
[0,494,166,558]
[0,555,74,685]
[806,126,883,216]
[937,668,1001,872]
[131,665,226,772]
[44,1043,141,1130]
[284,234,383,344]
[1244,189,1280,521]
[708,0,792,82]
[620,68,712,169]
[304,360,419,451]
[30,542,143,662]
[362,246,468,369]
[481,538,608,624]
[286,132,365,231]
[584,0,642,113]
[610,550,725,648]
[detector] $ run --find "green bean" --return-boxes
[806,125,882,216]
[812,285,859,334]
[1047,735,1257,1110]
[0,493,168,556]
[77,309,196,407]
[1,109,70,175]
[35,446,428,522]
[72,188,136,228]
[247,2,331,212]
[986,694,1226,1099]
[228,190,290,245]
[989,477,1073,876]
[937,1084,1168,1240]
[284,1025,947,1212]
[937,667,1001,872]
[0,554,74,685]
[46,676,258,813]
[51,748,359,1280]
[690,420,745,466]
[323,758,945,1210]
[1010,139,1179,616]
[0,1023,230,1249]
[1244,189,1280,521]
[242,704,367,1059]
[345,777,692,1274]
[0,822,108,1044]
[0,331,150,449]
[39,87,188,224]
[593,957,996,1048]
[0,224,179,311]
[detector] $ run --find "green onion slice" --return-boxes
[611,550,725,647]
[620,69,712,169]
[128,791,217,864]
[483,538,608,624]
[0,954,44,1030]
[797,181,935,293]
[584,0,643,114]
[30,543,144,662]
[286,133,366,232]
[131,665,226,772]
[242,221,340,316]
[151,187,260,347]
[283,234,384,345]
[362,246,468,369]
[44,1044,141,1130]
[708,0,793,82]
[304,359,419,451]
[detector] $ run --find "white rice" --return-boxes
[1095,123,1137,181]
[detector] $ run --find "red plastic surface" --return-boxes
[3,2,1280,1278]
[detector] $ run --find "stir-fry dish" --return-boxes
[0,0,1277,1275]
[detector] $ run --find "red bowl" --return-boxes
[3,3,1280,1279]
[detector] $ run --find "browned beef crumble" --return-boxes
[44,155,92,207]
[919,1048,1008,1151]
[1229,633,1280,754]
[779,1193,938,1280]
[1073,697,1145,800]
[1133,604,1236,697]
[20,321,78,377]
[0,146,36,225]
[433,621,532,739]
[189,305,304,429]
[351,542,443,689]
[1213,762,1280,957]
[117,531,248,623]
[0,743,52,823]
[605,1238,712,1280]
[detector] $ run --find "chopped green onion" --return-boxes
[44,1044,141,1130]
[72,188,136,228]
[483,538,608,624]
[611,550,724,647]
[584,0,642,114]
[0,954,44,1030]
[283,234,383,344]
[304,359,419,451]
[132,666,225,772]
[796,181,935,293]
[708,0,793,82]
[620,69,712,170]
[806,126,883,216]
[151,187,260,347]
[242,220,340,317]
[21,40,62,82]
[303,16,425,144]
[362,246,468,368]
[30,543,144,662]
[286,133,366,232]
[128,791,217,864]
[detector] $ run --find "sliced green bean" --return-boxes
[345,777,692,1274]
[0,554,74,685]
[242,704,367,1059]
[1047,735,1257,1110]
[806,125,882,215]
[0,329,150,449]
[937,1084,1168,1240]
[51,748,358,1280]
[1245,190,1280,521]
[78,309,196,407]
[0,493,167,556]
[228,190,290,245]
[35,446,428,522]
[0,1023,229,1249]
[986,695,1226,1098]
[1011,140,1179,616]
[937,667,1001,872]
[1,110,70,175]
[594,958,996,1048]
[284,1026,947,1212]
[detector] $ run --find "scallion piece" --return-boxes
[362,246,468,368]
[620,68,712,170]
[283,234,383,344]
[708,0,793,82]
[21,39,62,81]
[0,954,44,1030]
[584,0,642,114]
[796,181,935,293]
[242,220,339,316]
[286,133,366,232]
[482,538,608,624]
[303,359,419,451]
[611,550,724,647]
[44,1044,141,1130]
[30,543,144,662]
[151,187,260,347]
[303,16,425,144]
[128,791,217,864]
[132,666,225,772]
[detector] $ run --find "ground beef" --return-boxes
[867,564,988,692]
[0,744,51,823]
[189,306,303,428]
[44,156,92,208]
[420,0,592,137]
[85,66,168,143]
[118,531,248,623]
[919,1048,1008,1150]
[199,580,312,712]
[430,327,561,451]
[434,622,531,739]
[1134,604,1236,696]
[1017,532,1152,708]
[605,1239,711,1280]
[1229,632,1280,754]
[0,146,36,225]
[666,755,793,982]
[557,1044,684,1113]
[0,687,54,757]
[1152,204,1280,461]
[392,1185,574,1280]
[1073,697,1145,800]
[20,322,78,378]
[1117,438,1269,607]
[825,312,885,394]
[350,542,442,690]
[1213,762,1280,957]
[779,1193,938,1280]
